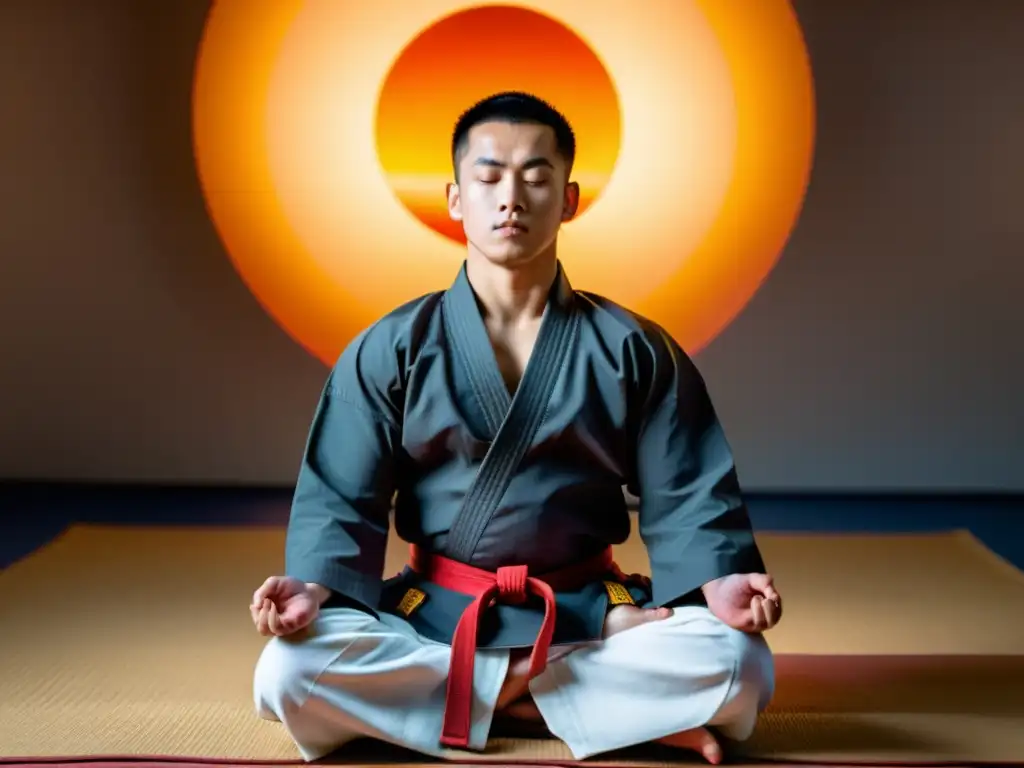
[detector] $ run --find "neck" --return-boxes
[465,250,558,325]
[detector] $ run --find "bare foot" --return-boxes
[496,606,673,720]
[503,696,723,764]
[497,644,582,711]
[658,727,723,764]
[496,650,533,710]
[603,604,673,638]
[503,698,544,721]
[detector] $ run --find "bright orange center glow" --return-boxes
[192,1,816,367]
[375,5,620,245]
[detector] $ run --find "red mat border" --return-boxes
[0,759,1014,767]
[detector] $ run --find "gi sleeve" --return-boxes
[283,329,402,614]
[632,328,766,608]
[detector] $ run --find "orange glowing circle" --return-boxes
[192,1,815,366]
[376,5,621,245]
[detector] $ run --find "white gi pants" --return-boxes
[253,605,774,761]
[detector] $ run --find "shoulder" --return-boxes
[575,290,695,383]
[330,289,444,397]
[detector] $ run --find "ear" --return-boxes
[561,181,580,222]
[446,182,462,221]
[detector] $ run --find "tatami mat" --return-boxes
[2,524,1023,764]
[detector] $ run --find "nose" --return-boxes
[497,174,526,213]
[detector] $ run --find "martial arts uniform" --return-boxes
[254,262,775,760]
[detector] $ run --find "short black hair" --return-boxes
[451,91,576,179]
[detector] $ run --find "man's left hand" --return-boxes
[702,573,782,633]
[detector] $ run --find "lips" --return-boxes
[495,221,528,232]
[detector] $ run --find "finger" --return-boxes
[748,573,774,593]
[253,576,280,606]
[274,604,296,635]
[275,604,294,635]
[256,601,268,635]
[762,597,777,628]
[258,599,273,636]
[268,602,283,635]
[255,605,266,635]
[252,580,268,606]
[750,596,766,632]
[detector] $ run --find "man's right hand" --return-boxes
[250,576,320,637]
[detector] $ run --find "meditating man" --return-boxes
[250,91,781,766]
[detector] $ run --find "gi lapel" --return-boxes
[442,265,511,439]
[441,262,579,562]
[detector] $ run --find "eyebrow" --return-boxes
[473,157,554,171]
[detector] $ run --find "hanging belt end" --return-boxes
[439,732,471,750]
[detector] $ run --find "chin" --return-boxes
[473,237,526,260]
[485,234,559,265]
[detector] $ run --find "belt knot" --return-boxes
[495,564,529,604]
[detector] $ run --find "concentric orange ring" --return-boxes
[192,0,815,365]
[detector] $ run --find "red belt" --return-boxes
[408,544,622,749]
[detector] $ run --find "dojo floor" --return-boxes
[3,482,1023,768]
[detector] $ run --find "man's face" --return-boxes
[447,120,579,268]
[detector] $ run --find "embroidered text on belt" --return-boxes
[408,545,623,749]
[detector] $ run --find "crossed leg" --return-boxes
[253,604,773,763]
[498,604,775,763]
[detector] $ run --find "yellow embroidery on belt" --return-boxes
[603,581,635,606]
[397,587,427,616]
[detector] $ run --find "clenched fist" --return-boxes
[250,575,319,637]
[702,573,782,633]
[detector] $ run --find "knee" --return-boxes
[727,628,775,711]
[710,626,775,737]
[657,608,775,710]
[252,609,389,720]
[253,634,319,719]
